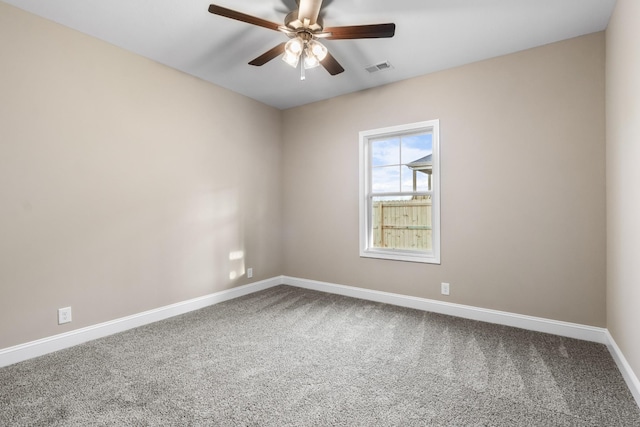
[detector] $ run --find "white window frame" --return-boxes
[359,120,440,264]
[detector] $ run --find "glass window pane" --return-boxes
[371,195,433,251]
[372,166,400,193]
[416,171,431,192]
[401,167,431,192]
[371,138,400,167]
[360,120,439,263]
[401,167,413,192]
[401,133,432,165]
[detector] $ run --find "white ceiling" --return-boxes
[3,0,615,110]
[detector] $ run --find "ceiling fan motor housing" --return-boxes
[285,11,323,32]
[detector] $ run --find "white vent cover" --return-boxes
[365,61,393,73]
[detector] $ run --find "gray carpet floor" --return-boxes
[1,285,639,426]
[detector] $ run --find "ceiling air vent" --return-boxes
[365,61,393,73]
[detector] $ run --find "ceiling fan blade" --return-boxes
[320,52,345,76]
[297,0,323,26]
[249,43,287,66]
[324,23,396,40]
[208,4,281,32]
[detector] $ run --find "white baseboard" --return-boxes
[283,276,608,344]
[606,331,640,407]
[284,277,640,406]
[4,274,638,409]
[0,277,283,368]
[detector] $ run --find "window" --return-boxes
[359,120,440,264]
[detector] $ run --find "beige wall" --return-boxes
[282,33,606,327]
[0,0,611,352]
[606,0,640,382]
[0,3,283,349]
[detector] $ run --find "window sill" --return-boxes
[360,249,440,264]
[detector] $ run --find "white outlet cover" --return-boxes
[247,268,253,279]
[58,307,72,324]
[441,283,450,296]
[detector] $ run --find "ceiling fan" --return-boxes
[207,0,395,79]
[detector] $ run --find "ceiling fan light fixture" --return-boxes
[303,50,320,69]
[308,39,327,61]
[283,37,304,68]
[302,39,327,69]
[285,37,304,55]
[282,50,300,68]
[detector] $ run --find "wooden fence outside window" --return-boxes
[372,196,432,251]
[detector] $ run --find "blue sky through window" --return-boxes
[371,133,432,193]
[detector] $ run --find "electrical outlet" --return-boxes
[441,283,450,296]
[247,268,253,279]
[58,307,72,324]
